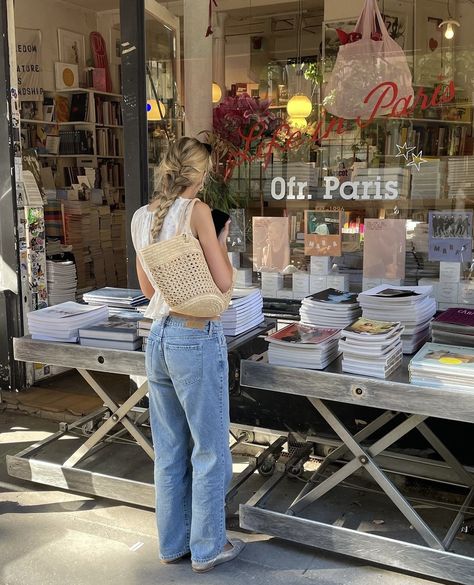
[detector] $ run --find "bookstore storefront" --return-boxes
[1,0,474,582]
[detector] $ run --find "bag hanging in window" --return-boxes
[139,198,236,318]
[323,0,414,120]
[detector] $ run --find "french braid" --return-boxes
[150,137,211,240]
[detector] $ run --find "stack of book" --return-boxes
[448,157,474,200]
[46,259,77,305]
[83,287,147,314]
[221,287,264,336]
[411,159,446,199]
[79,312,142,351]
[431,307,474,347]
[62,200,94,289]
[339,317,403,378]
[265,322,341,369]
[137,317,153,352]
[352,167,410,198]
[409,342,474,390]
[111,210,127,287]
[27,301,108,342]
[300,288,362,329]
[358,285,436,354]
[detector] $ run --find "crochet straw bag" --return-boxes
[139,198,236,317]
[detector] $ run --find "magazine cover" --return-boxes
[428,210,473,262]
[304,210,342,256]
[345,317,400,336]
[410,342,474,373]
[228,208,246,252]
[308,288,359,305]
[252,217,290,272]
[363,219,406,279]
[434,307,474,327]
[266,322,340,345]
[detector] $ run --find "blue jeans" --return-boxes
[145,315,233,563]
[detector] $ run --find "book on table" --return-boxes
[265,322,341,370]
[409,342,474,390]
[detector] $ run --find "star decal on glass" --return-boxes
[406,150,427,172]
[395,142,416,160]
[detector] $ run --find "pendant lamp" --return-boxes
[286,0,312,127]
[212,82,222,103]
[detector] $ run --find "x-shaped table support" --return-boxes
[288,398,474,551]
[63,369,154,468]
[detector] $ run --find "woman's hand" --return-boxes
[218,219,231,248]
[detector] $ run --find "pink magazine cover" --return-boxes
[252,217,290,272]
[363,219,407,279]
[434,307,474,327]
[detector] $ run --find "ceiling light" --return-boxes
[439,19,460,40]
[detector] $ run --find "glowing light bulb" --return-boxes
[445,22,454,39]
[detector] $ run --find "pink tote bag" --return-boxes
[324,0,413,120]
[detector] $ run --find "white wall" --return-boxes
[225,30,320,88]
[14,0,97,92]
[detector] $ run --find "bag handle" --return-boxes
[176,197,200,236]
[355,0,390,40]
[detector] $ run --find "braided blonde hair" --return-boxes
[150,137,212,240]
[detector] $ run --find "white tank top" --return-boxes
[131,196,195,320]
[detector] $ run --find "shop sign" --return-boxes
[16,28,43,101]
[224,79,456,180]
[323,176,399,200]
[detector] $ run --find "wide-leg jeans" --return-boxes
[145,315,233,563]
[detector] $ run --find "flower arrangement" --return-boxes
[212,93,279,150]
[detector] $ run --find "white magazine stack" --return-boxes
[46,259,77,305]
[409,342,474,391]
[300,288,361,329]
[339,317,403,378]
[222,287,264,336]
[83,287,147,314]
[266,322,341,369]
[79,311,143,351]
[358,285,436,354]
[27,302,108,342]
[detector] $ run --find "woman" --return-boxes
[131,137,245,573]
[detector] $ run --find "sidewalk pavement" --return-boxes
[0,409,448,585]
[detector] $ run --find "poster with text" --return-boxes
[304,210,342,256]
[363,219,406,279]
[428,210,473,262]
[16,28,43,101]
[252,217,290,272]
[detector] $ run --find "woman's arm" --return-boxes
[191,201,233,293]
[136,256,155,300]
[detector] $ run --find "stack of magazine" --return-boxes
[339,317,403,378]
[83,287,147,314]
[27,302,108,342]
[358,285,436,354]
[265,322,341,369]
[431,307,474,347]
[300,288,361,329]
[79,311,142,351]
[409,342,474,390]
[46,259,77,305]
[137,317,153,351]
[221,288,264,336]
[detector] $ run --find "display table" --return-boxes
[8,319,277,509]
[239,356,474,584]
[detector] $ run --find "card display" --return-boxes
[304,210,342,256]
[363,219,406,279]
[428,210,473,262]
